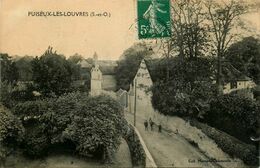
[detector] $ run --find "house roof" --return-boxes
[99,65,117,75]
[78,60,92,68]
[222,62,252,82]
[80,59,117,75]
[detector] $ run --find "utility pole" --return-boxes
[134,78,137,126]
[0,57,2,102]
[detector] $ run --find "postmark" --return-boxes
[137,0,171,39]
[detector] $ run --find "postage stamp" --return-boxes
[137,0,171,39]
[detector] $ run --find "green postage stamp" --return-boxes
[137,0,171,39]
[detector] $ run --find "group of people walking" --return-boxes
[144,118,162,132]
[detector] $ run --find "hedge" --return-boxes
[122,120,146,167]
[204,94,259,144]
[190,119,258,166]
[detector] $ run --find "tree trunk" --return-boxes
[216,49,223,95]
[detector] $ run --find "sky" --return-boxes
[0,0,260,60]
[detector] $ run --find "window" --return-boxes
[230,81,237,89]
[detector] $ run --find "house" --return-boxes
[127,59,156,119]
[221,63,256,94]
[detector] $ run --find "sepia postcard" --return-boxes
[0,0,259,167]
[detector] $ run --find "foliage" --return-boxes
[68,53,83,64]
[14,56,34,81]
[226,36,260,84]
[22,124,50,157]
[12,93,124,160]
[205,0,249,94]
[122,122,146,167]
[190,119,258,166]
[13,99,52,157]
[62,95,124,159]
[151,57,215,118]
[204,94,260,144]
[13,100,51,121]
[0,81,13,108]
[67,54,82,81]
[0,104,24,161]
[169,0,210,58]
[0,53,19,84]
[31,47,73,96]
[0,81,40,108]
[115,43,154,90]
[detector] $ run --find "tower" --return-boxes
[90,52,102,96]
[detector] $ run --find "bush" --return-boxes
[0,104,24,162]
[190,120,258,166]
[13,100,51,121]
[12,92,125,161]
[204,94,260,144]
[122,121,146,167]
[22,125,50,157]
[62,94,124,161]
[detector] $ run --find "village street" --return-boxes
[125,112,218,168]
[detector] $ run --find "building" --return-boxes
[86,53,117,96]
[127,59,156,119]
[221,63,256,94]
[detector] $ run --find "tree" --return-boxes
[67,59,81,81]
[151,57,215,118]
[170,0,209,58]
[157,0,210,81]
[68,53,83,64]
[15,56,34,81]
[226,36,260,84]
[115,43,154,90]
[205,0,249,94]
[0,53,18,84]
[0,104,24,166]
[31,47,73,96]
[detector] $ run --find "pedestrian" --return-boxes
[144,120,148,131]
[149,118,154,131]
[158,124,162,132]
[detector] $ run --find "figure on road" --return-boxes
[149,118,154,131]
[158,124,162,132]
[144,120,148,131]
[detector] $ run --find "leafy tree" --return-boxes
[156,0,210,81]
[68,53,84,81]
[0,81,13,108]
[151,57,215,118]
[0,53,19,84]
[170,0,210,58]
[0,104,24,165]
[15,56,34,81]
[31,47,73,96]
[68,59,81,81]
[68,53,83,64]
[115,43,154,90]
[226,36,260,84]
[205,0,249,94]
